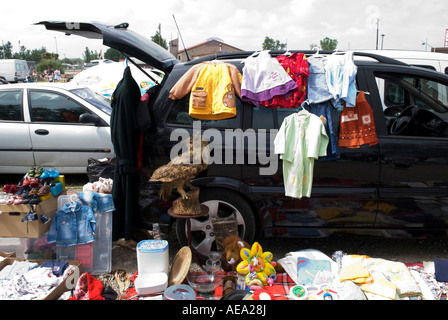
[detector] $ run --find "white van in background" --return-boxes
[0,59,28,82]
[356,50,448,74]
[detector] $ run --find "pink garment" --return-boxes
[241,50,298,106]
[261,53,309,108]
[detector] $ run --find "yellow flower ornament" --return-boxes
[236,242,277,286]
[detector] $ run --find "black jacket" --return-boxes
[110,66,142,240]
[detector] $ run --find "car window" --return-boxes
[0,90,23,121]
[277,107,301,128]
[375,72,448,137]
[252,106,275,129]
[166,93,241,129]
[70,88,112,115]
[29,90,91,123]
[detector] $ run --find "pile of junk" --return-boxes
[1,223,448,300]
[66,239,448,301]
[0,165,447,300]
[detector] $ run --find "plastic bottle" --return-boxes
[152,223,161,240]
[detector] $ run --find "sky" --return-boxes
[1,0,447,60]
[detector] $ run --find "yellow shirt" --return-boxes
[169,62,242,120]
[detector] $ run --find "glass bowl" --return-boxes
[186,270,224,298]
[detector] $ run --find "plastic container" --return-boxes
[137,240,169,275]
[56,195,112,275]
[135,272,168,296]
[0,233,56,259]
[163,284,196,300]
[51,182,63,196]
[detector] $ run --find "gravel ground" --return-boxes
[2,174,448,275]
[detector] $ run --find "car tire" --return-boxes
[175,188,256,259]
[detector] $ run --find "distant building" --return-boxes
[434,47,448,54]
[169,38,244,62]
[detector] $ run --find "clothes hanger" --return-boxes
[242,50,261,63]
[69,194,79,211]
[311,47,324,59]
[357,90,370,95]
[332,49,346,55]
[298,100,310,114]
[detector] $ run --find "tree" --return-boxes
[262,37,287,51]
[41,52,59,60]
[82,47,99,63]
[61,57,83,65]
[310,37,338,51]
[151,23,168,50]
[104,48,125,62]
[29,48,49,63]
[0,41,13,59]
[37,59,63,73]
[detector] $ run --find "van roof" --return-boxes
[355,50,448,61]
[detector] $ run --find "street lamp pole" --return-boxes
[54,37,59,56]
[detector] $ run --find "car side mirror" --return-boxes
[79,113,102,125]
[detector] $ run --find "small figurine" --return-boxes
[236,242,277,287]
[221,235,250,272]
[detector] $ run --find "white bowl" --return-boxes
[135,272,168,296]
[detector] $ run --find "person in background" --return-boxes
[54,68,61,82]
[32,69,38,82]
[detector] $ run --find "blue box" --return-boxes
[51,182,63,196]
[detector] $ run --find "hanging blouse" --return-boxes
[338,91,378,148]
[324,51,358,107]
[241,50,298,106]
[307,55,334,105]
[260,52,309,108]
[274,109,329,199]
[169,61,242,120]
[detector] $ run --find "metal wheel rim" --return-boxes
[186,199,246,257]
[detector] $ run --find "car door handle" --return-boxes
[34,129,49,136]
[393,160,414,169]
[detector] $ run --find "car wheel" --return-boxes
[175,189,256,258]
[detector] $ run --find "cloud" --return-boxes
[2,0,447,59]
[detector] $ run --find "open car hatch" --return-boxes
[36,21,179,73]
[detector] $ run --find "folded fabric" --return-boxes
[364,258,421,298]
[78,191,115,214]
[360,271,397,300]
[434,258,448,282]
[409,269,436,300]
[338,280,367,300]
[0,263,74,300]
[40,260,69,277]
[0,260,38,281]
[339,260,371,284]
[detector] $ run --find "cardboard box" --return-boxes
[0,193,65,238]
[0,251,16,259]
[0,258,80,300]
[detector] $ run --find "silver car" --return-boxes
[0,82,114,174]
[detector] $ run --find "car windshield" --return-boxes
[70,87,112,115]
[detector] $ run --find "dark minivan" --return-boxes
[39,22,448,258]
